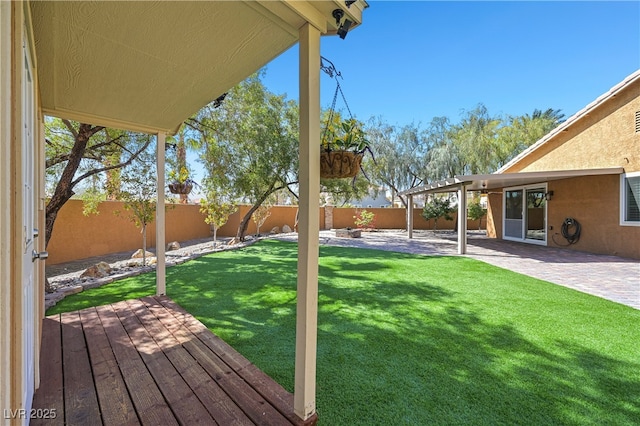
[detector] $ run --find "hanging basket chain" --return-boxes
[320,56,354,149]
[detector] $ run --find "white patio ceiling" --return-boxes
[30,0,365,134]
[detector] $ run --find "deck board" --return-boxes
[31,316,64,426]
[60,311,101,426]
[32,296,317,425]
[79,308,139,426]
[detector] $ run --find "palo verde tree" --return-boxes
[192,72,300,242]
[44,117,153,247]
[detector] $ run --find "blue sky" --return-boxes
[261,1,640,126]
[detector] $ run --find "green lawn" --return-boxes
[48,240,640,425]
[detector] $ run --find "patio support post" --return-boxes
[407,194,414,238]
[457,184,467,254]
[294,22,320,421]
[156,132,166,295]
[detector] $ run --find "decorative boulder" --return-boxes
[81,261,112,278]
[132,249,154,259]
[270,226,280,234]
[282,224,292,233]
[167,241,181,251]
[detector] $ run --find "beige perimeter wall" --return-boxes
[46,201,482,264]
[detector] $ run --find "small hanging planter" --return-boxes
[320,150,363,179]
[319,56,373,180]
[168,181,193,195]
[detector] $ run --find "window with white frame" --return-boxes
[621,172,640,226]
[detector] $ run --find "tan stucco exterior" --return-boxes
[501,75,640,174]
[486,71,640,259]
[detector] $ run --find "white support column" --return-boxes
[156,132,166,295]
[294,22,320,421]
[407,194,414,239]
[457,185,467,255]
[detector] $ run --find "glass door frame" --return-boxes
[502,183,548,246]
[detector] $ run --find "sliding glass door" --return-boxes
[503,185,547,244]
[504,189,523,239]
[525,188,546,241]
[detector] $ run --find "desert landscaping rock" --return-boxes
[44,235,280,310]
[167,241,181,251]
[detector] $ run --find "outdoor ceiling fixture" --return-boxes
[332,9,353,39]
[212,92,227,109]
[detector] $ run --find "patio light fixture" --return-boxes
[545,190,554,201]
[332,9,352,39]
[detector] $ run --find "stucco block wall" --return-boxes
[47,203,485,264]
[332,207,480,231]
[47,202,309,264]
[46,200,212,264]
[503,78,640,174]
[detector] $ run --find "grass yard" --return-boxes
[48,240,640,425]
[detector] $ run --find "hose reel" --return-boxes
[552,217,581,246]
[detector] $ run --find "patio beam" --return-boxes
[294,22,320,421]
[457,184,467,254]
[156,132,166,295]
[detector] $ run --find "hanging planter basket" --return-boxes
[168,181,193,195]
[320,150,363,179]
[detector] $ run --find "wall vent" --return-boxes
[636,111,640,133]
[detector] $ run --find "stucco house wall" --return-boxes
[486,72,640,259]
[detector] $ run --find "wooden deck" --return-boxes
[31,296,316,426]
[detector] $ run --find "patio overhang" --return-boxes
[399,167,625,196]
[30,0,366,135]
[29,1,367,422]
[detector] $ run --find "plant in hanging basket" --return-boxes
[168,166,197,195]
[320,117,372,179]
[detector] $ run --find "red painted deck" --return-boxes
[31,295,316,425]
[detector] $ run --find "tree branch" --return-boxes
[71,137,153,186]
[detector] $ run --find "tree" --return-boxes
[199,190,237,248]
[353,209,376,230]
[496,108,565,168]
[453,104,501,174]
[422,116,464,182]
[364,117,426,207]
[116,155,157,266]
[468,197,487,230]
[44,117,153,247]
[421,196,454,230]
[252,202,272,236]
[192,72,299,242]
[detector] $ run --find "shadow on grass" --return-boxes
[47,240,640,425]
